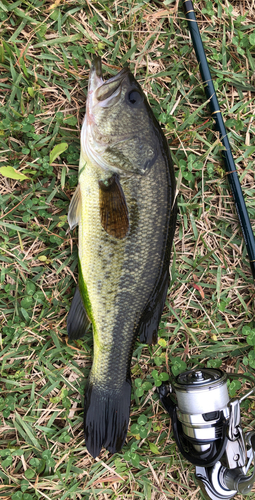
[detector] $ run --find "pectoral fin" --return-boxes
[67,286,91,340]
[99,174,129,239]
[68,184,81,230]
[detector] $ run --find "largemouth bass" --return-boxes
[67,56,177,458]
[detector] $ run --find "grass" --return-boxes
[1,0,255,499]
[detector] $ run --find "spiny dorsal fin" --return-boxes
[99,174,129,239]
[67,286,91,340]
[68,184,81,230]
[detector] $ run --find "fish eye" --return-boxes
[127,90,143,106]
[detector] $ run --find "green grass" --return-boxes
[1,0,255,499]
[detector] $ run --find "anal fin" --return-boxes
[67,286,91,340]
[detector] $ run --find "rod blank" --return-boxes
[183,0,255,280]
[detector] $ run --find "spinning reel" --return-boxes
[158,368,255,500]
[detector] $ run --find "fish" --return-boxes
[67,56,177,458]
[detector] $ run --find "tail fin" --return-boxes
[84,379,131,458]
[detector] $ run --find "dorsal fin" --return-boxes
[138,269,169,345]
[99,174,129,239]
[138,200,178,345]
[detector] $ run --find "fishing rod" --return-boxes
[182,0,255,281]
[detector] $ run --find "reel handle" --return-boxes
[223,434,255,495]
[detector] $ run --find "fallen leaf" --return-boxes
[49,142,68,165]
[192,283,205,299]
[0,166,29,181]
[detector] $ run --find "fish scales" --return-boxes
[67,56,177,458]
[79,157,170,387]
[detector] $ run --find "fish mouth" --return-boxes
[89,56,130,104]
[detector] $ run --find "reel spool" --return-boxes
[159,368,255,500]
